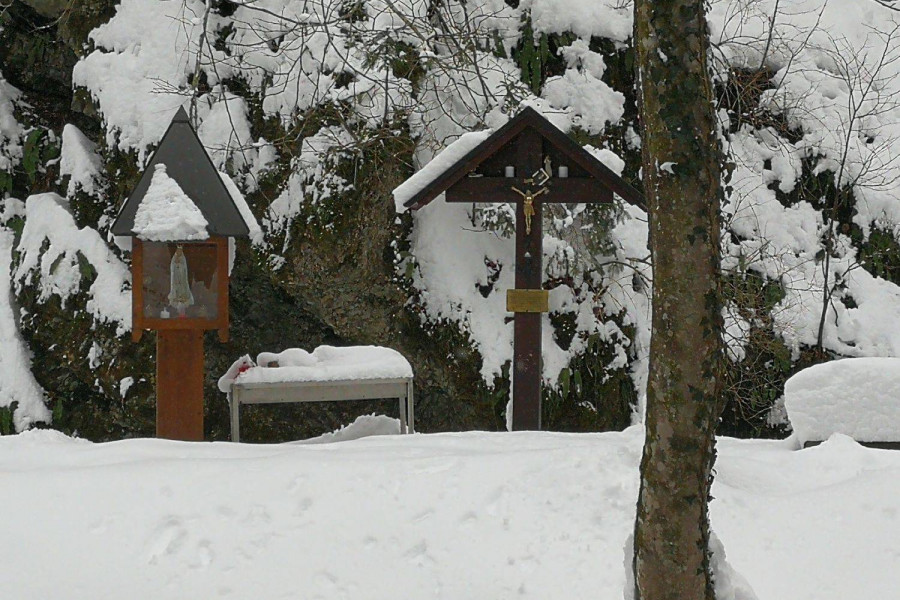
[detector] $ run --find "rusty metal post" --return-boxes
[156,329,204,440]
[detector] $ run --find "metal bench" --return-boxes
[228,376,414,442]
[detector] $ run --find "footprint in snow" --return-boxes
[146,518,187,564]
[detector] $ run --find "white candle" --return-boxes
[558,165,569,178]
[505,166,515,178]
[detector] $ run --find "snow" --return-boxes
[2,427,899,599]
[0,230,50,431]
[198,94,276,194]
[0,73,24,172]
[294,413,402,444]
[217,354,256,394]
[523,0,633,43]
[784,357,900,444]
[133,164,209,242]
[72,0,202,157]
[119,377,134,399]
[392,130,492,211]
[228,345,413,387]
[711,0,900,362]
[543,68,625,135]
[218,171,262,245]
[709,532,760,600]
[60,124,103,198]
[14,194,131,333]
[263,125,355,247]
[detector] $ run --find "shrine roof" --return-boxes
[393,106,644,211]
[111,107,252,238]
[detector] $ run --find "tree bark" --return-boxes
[632,0,725,599]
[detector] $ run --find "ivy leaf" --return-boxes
[23,129,45,184]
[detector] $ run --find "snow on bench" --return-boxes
[784,357,900,449]
[219,346,414,442]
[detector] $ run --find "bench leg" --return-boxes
[399,394,408,434]
[407,379,415,434]
[230,392,241,443]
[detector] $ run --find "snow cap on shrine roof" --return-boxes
[111,106,253,238]
[393,106,643,212]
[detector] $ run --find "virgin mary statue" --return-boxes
[168,245,194,316]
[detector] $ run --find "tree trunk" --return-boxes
[632,0,725,598]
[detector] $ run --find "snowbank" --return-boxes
[784,357,900,444]
[294,414,401,444]
[1,429,899,600]
[0,230,49,431]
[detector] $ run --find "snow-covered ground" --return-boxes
[2,420,898,600]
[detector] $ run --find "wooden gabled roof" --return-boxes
[401,106,644,210]
[111,107,251,238]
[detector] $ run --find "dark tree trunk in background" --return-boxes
[632,0,726,598]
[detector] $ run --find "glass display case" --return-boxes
[132,237,229,338]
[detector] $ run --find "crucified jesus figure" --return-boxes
[510,186,548,235]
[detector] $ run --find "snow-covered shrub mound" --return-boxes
[784,357,900,444]
[294,414,401,444]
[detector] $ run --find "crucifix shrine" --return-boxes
[395,107,643,430]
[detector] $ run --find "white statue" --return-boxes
[168,245,194,317]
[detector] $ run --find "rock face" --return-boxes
[19,0,70,18]
[0,2,507,440]
[0,1,641,442]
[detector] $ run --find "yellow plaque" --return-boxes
[506,289,549,313]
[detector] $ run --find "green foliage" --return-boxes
[542,322,636,432]
[859,228,900,283]
[13,234,156,440]
[22,128,60,186]
[718,270,793,437]
[0,171,13,195]
[0,402,16,435]
[512,18,575,95]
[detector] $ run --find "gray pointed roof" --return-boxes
[111,107,251,238]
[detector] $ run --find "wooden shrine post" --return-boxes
[156,329,204,440]
[396,107,643,430]
[112,107,255,440]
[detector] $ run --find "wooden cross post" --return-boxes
[445,130,611,429]
[397,107,643,432]
[510,129,546,430]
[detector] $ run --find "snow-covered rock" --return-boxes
[784,357,900,444]
[60,124,103,198]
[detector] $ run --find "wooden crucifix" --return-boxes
[395,107,643,430]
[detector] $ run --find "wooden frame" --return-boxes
[131,237,230,342]
[228,377,415,443]
[401,106,644,211]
